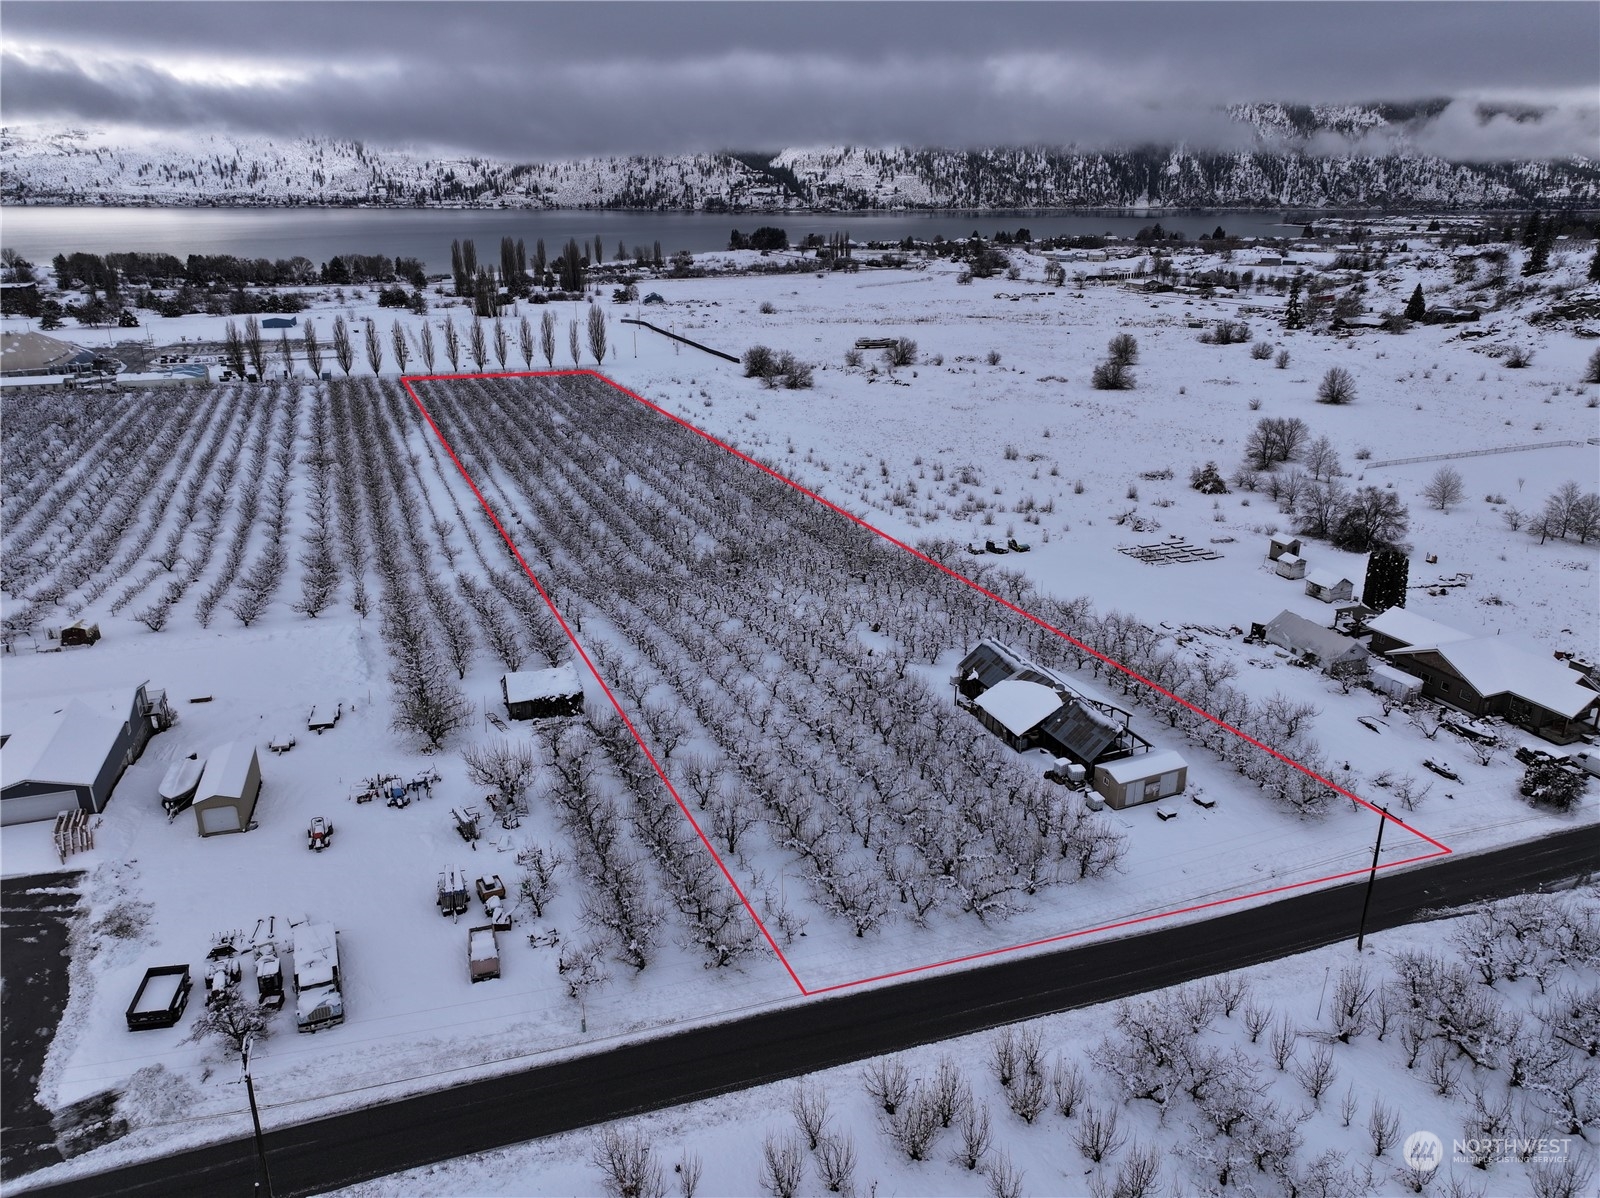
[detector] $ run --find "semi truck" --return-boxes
[292,922,344,1032]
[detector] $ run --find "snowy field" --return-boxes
[3,228,1598,1185]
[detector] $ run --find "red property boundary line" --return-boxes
[400,369,1452,998]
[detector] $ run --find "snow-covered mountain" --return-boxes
[3,102,1595,210]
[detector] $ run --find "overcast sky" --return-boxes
[2,2,1595,159]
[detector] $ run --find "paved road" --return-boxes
[1,874,82,1182]
[16,825,1597,1198]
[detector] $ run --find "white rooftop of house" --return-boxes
[1100,748,1189,783]
[503,663,582,704]
[1365,607,1472,650]
[0,700,123,790]
[197,740,257,800]
[1305,569,1351,589]
[975,678,1062,737]
[1390,639,1600,719]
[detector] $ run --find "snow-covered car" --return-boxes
[1571,750,1600,779]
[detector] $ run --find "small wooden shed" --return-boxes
[1274,553,1307,580]
[1266,535,1302,563]
[501,664,584,721]
[1093,749,1189,810]
[193,741,262,836]
[1305,570,1355,604]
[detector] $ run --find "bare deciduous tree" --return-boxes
[332,315,354,375]
[1076,1101,1126,1163]
[541,308,558,368]
[186,991,270,1060]
[953,1102,992,1171]
[443,315,461,371]
[493,317,510,369]
[588,303,609,364]
[519,314,536,370]
[815,1133,856,1195]
[419,320,435,372]
[515,842,562,916]
[302,319,324,377]
[390,320,410,374]
[469,318,489,371]
[1424,466,1466,512]
[790,1081,830,1151]
[1318,366,1357,405]
[569,318,583,368]
[464,739,537,806]
[758,1133,804,1198]
[592,1126,666,1198]
[863,1056,910,1114]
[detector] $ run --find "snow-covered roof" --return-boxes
[1100,749,1189,784]
[159,757,205,801]
[1277,553,1303,567]
[197,740,258,801]
[503,664,582,704]
[1264,611,1367,663]
[975,679,1062,737]
[469,928,498,961]
[1369,662,1423,693]
[1390,639,1600,719]
[1365,607,1471,650]
[0,700,123,791]
[1305,569,1352,590]
[293,923,338,988]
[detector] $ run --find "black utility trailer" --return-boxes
[126,965,192,1030]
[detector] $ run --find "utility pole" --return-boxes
[241,1036,275,1198]
[1355,804,1390,953]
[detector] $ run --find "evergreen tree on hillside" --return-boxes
[1364,548,1409,612]
[1524,222,1553,275]
[1283,276,1305,330]
[1589,245,1600,282]
[1405,284,1426,322]
[1521,212,1543,248]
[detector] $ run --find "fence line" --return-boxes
[1366,438,1598,469]
[619,318,740,363]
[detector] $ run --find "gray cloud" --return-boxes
[2,3,1594,158]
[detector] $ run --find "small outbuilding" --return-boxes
[502,664,584,721]
[1093,749,1189,810]
[1267,535,1302,563]
[193,741,262,836]
[1273,553,1306,580]
[1262,610,1370,677]
[1305,570,1355,604]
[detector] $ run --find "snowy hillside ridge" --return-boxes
[3,113,1597,211]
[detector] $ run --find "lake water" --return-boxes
[0,207,1323,275]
